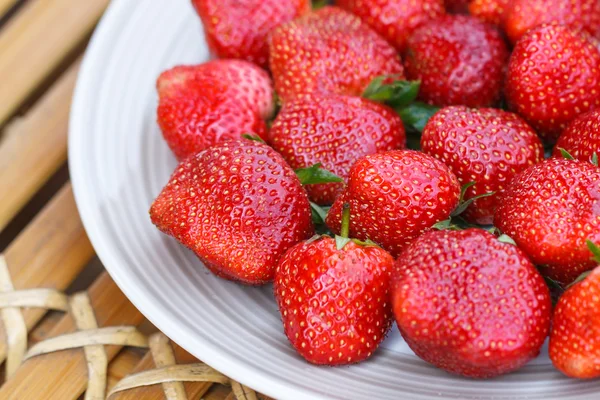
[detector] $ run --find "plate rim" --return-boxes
[68,1,329,399]
[67,2,600,400]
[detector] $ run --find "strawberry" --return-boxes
[504,0,600,45]
[505,25,600,143]
[549,241,600,379]
[149,139,314,285]
[191,0,310,68]
[156,60,273,160]
[444,0,470,13]
[335,0,445,52]
[325,150,461,257]
[269,6,405,103]
[404,15,508,108]
[469,0,513,26]
[269,93,406,205]
[494,158,600,285]
[421,106,544,225]
[391,229,552,378]
[553,110,600,165]
[274,206,394,365]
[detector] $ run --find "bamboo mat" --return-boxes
[0,1,272,398]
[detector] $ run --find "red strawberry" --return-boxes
[553,110,600,164]
[504,0,600,44]
[404,15,509,108]
[444,0,470,13]
[494,158,600,285]
[269,6,405,103]
[421,106,544,225]
[325,150,461,257]
[157,60,273,160]
[391,229,552,378]
[274,207,394,365]
[505,25,600,143]
[191,0,310,68]
[150,139,314,285]
[269,93,406,205]
[549,242,600,379]
[469,0,513,26]
[335,0,445,52]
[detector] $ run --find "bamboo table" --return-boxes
[0,1,270,398]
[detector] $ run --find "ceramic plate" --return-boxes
[69,1,600,398]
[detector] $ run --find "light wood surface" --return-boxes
[0,59,80,231]
[0,183,93,361]
[0,0,18,17]
[0,0,109,126]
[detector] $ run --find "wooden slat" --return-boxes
[0,59,80,232]
[0,0,18,18]
[0,0,109,126]
[0,272,145,400]
[106,349,145,393]
[111,341,212,400]
[0,183,94,362]
[27,311,64,345]
[204,385,234,400]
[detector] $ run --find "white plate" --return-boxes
[69,1,600,398]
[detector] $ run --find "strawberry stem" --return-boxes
[335,204,378,250]
[592,152,598,167]
[340,203,350,239]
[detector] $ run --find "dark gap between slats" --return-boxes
[0,162,69,251]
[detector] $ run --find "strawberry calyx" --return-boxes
[432,218,461,231]
[588,240,600,264]
[242,133,266,143]
[396,102,439,134]
[312,0,330,10]
[295,163,343,185]
[335,203,378,250]
[362,75,439,134]
[497,234,516,245]
[310,202,334,234]
[451,181,496,218]
[558,148,599,166]
[310,201,330,225]
[559,241,599,290]
[544,275,566,305]
[433,182,496,231]
[295,164,340,231]
[363,76,420,106]
[568,270,592,289]
[558,147,575,160]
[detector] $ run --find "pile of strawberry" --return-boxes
[150,0,600,380]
